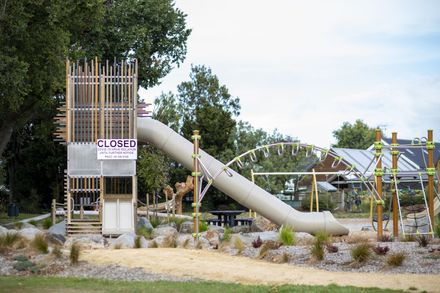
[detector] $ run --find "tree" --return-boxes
[0,0,190,157]
[137,145,169,197]
[332,119,378,149]
[1,0,190,206]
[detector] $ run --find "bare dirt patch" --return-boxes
[81,248,440,292]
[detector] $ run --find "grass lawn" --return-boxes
[0,276,405,293]
[0,213,42,225]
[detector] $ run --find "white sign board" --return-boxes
[97,139,137,160]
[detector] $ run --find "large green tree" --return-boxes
[1,0,190,207]
[332,119,378,149]
[0,0,190,156]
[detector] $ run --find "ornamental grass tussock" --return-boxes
[234,236,245,254]
[351,243,371,263]
[70,243,80,265]
[387,252,406,267]
[31,233,49,254]
[279,225,295,246]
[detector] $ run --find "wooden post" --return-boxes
[313,169,319,212]
[51,199,56,224]
[192,130,200,240]
[375,129,384,239]
[427,129,434,236]
[391,132,399,238]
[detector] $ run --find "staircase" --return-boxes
[67,220,102,235]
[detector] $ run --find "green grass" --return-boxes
[279,225,295,246]
[0,276,405,293]
[0,213,41,225]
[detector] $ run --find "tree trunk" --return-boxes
[0,118,15,158]
[162,176,194,215]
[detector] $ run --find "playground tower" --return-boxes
[56,59,138,235]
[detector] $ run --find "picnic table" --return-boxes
[208,210,246,227]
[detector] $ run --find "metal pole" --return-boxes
[391,132,399,238]
[249,169,254,218]
[375,129,384,239]
[192,130,201,241]
[427,129,434,237]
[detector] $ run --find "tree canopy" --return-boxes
[0,0,190,156]
[332,119,378,149]
[0,0,190,209]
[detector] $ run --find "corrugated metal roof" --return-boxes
[332,147,417,174]
[317,181,337,192]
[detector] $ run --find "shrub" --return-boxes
[326,243,339,253]
[222,227,232,242]
[199,221,208,232]
[13,260,36,272]
[281,252,290,263]
[416,235,430,247]
[311,242,325,261]
[195,240,203,250]
[13,255,28,262]
[0,232,21,252]
[149,240,158,248]
[401,234,415,242]
[70,243,80,265]
[258,240,281,259]
[136,226,152,240]
[31,233,48,254]
[168,216,187,231]
[315,230,330,244]
[373,245,389,255]
[149,217,161,228]
[279,225,295,246]
[28,220,38,226]
[351,243,371,263]
[14,222,23,230]
[435,224,440,238]
[134,236,142,249]
[52,246,62,258]
[234,237,245,254]
[378,234,393,242]
[42,218,52,229]
[252,236,263,248]
[301,194,335,212]
[387,252,405,266]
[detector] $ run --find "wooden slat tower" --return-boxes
[56,58,138,235]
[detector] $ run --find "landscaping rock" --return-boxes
[45,232,66,246]
[154,235,177,248]
[208,225,224,233]
[180,221,194,234]
[64,235,107,250]
[231,225,251,234]
[19,227,42,240]
[194,237,210,250]
[48,221,66,236]
[250,216,278,232]
[0,226,8,236]
[136,217,153,231]
[176,234,193,248]
[152,226,178,239]
[113,233,136,249]
[202,230,221,247]
[137,236,148,248]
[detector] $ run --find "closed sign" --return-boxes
[97,139,137,160]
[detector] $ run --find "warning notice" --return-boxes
[97,139,137,160]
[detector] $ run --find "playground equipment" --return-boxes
[56,59,138,235]
[137,118,349,235]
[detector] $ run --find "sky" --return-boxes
[140,0,440,148]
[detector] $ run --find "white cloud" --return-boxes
[141,0,440,149]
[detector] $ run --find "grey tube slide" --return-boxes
[137,118,349,235]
